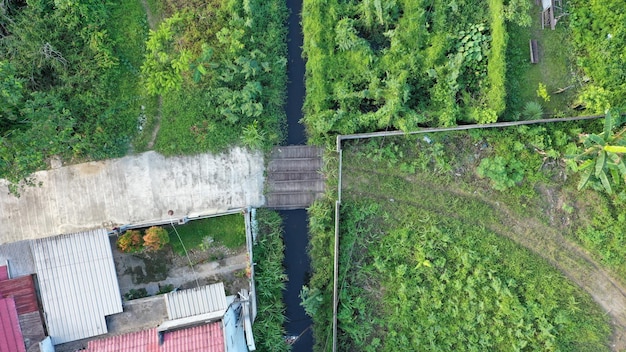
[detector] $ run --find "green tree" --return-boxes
[141,12,193,95]
[573,110,626,194]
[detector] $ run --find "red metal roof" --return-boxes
[162,323,225,352]
[0,265,8,281]
[87,322,225,352]
[0,297,27,352]
[0,275,38,314]
[87,329,159,352]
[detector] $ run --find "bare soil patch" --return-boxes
[110,236,249,299]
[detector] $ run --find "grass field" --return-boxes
[168,214,245,255]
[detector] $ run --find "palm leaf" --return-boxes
[577,168,592,191]
[598,170,612,194]
[587,134,606,146]
[604,145,626,154]
[578,159,594,170]
[595,150,606,178]
[610,168,620,188]
[603,110,613,138]
[607,153,626,185]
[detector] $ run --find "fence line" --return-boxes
[330,113,608,352]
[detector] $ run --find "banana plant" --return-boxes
[574,109,626,194]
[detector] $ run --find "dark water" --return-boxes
[281,210,313,351]
[281,0,314,351]
[285,0,307,145]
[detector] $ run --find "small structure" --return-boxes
[88,283,255,352]
[87,324,225,352]
[0,263,46,351]
[541,0,563,30]
[31,229,123,345]
[266,146,325,209]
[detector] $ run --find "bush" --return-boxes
[476,156,525,191]
[124,288,148,300]
[143,226,170,251]
[117,230,144,253]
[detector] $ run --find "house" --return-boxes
[0,228,257,352]
[87,283,255,352]
[0,261,46,352]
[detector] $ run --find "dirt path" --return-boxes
[477,194,626,351]
[139,0,163,150]
[344,166,626,351]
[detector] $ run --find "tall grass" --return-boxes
[252,209,291,352]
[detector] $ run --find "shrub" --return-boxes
[117,230,144,253]
[522,101,544,120]
[476,156,525,191]
[124,288,148,300]
[537,82,551,102]
[143,226,170,251]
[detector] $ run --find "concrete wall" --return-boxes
[0,149,265,244]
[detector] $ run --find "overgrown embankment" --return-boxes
[307,128,626,351]
[252,209,291,352]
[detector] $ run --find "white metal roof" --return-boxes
[31,229,122,345]
[165,283,228,320]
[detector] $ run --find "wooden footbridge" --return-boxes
[265,146,325,209]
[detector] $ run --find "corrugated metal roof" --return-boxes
[31,229,122,345]
[0,275,38,314]
[0,240,35,278]
[162,322,225,352]
[87,322,225,352]
[165,283,228,320]
[0,297,27,352]
[87,329,159,352]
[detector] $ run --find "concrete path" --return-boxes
[0,149,265,244]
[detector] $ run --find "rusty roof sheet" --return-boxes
[0,297,26,352]
[0,275,38,314]
[87,322,225,352]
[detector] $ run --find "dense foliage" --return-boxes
[0,0,288,193]
[152,0,288,154]
[252,209,290,352]
[0,0,147,194]
[569,0,626,112]
[302,0,518,143]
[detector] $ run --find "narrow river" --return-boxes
[281,0,314,350]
